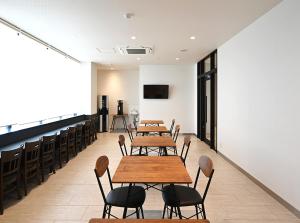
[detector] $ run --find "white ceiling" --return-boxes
[0,0,281,69]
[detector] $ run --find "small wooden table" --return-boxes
[140,120,164,126]
[112,156,192,184]
[112,156,192,218]
[110,114,128,132]
[136,126,169,135]
[89,219,210,223]
[131,136,176,155]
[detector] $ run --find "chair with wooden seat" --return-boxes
[57,130,69,168]
[118,135,147,156]
[40,135,56,182]
[0,147,23,215]
[162,155,214,219]
[22,140,41,195]
[179,135,191,165]
[75,124,83,153]
[94,156,146,219]
[127,124,134,142]
[162,125,180,156]
[67,127,77,158]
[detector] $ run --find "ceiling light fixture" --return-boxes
[137,57,141,61]
[176,57,180,61]
[190,36,196,40]
[131,36,136,40]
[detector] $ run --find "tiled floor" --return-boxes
[0,133,299,223]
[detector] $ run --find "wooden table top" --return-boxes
[89,219,210,223]
[136,126,169,133]
[112,156,192,184]
[140,120,164,125]
[131,136,176,147]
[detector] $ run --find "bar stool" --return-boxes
[40,134,56,182]
[67,127,77,158]
[57,130,69,168]
[0,147,23,215]
[22,140,41,195]
[75,124,83,153]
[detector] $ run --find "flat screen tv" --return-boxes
[143,85,169,99]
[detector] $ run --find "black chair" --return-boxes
[162,125,180,156]
[67,127,77,158]
[83,120,91,147]
[118,135,147,156]
[75,124,83,153]
[179,135,191,165]
[57,130,69,168]
[169,119,175,136]
[22,141,41,195]
[40,135,56,182]
[127,124,134,142]
[94,156,146,219]
[90,118,96,143]
[162,155,214,219]
[0,147,23,215]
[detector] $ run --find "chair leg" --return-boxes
[123,207,127,219]
[140,206,144,219]
[162,204,166,219]
[170,206,173,219]
[136,207,140,219]
[177,207,182,219]
[108,205,112,219]
[102,204,107,218]
[23,175,27,196]
[202,203,206,219]
[195,205,199,219]
[0,188,3,215]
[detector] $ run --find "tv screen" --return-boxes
[144,85,169,99]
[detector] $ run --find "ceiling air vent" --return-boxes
[117,46,153,55]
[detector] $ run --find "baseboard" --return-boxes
[218,151,300,219]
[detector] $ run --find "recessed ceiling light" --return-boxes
[175,57,180,61]
[190,36,196,40]
[131,36,136,40]
[137,57,141,60]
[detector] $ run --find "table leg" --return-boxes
[110,116,115,132]
[122,116,127,132]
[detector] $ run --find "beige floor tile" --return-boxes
[0,132,298,223]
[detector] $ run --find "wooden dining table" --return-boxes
[112,156,192,218]
[131,136,176,155]
[136,126,169,135]
[140,119,164,126]
[89,219,210,223]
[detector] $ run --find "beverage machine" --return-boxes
[98,95,109,132]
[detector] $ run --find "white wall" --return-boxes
[218,0,300,210]
[97,69,139,127]
[139,65,196,133]
[80,62,98,115]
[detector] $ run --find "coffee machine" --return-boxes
[117,100,123,115]
[98,95,109,132]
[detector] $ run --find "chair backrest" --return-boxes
[59,129,68,148]
[41,134,56,156]
[180,135,191,163]
[118,135,128,156]
[173,125,180,142]
[127,124,134,142]
[94,156,113,203]
[84,120,91,135]
[75,124,83,139]
[169,119,175,133]
[24,140,40,165]
[0,147,23,179]
[67,127,76,143]
[193,156,214,201]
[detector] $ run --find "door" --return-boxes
[197,50,217,151]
